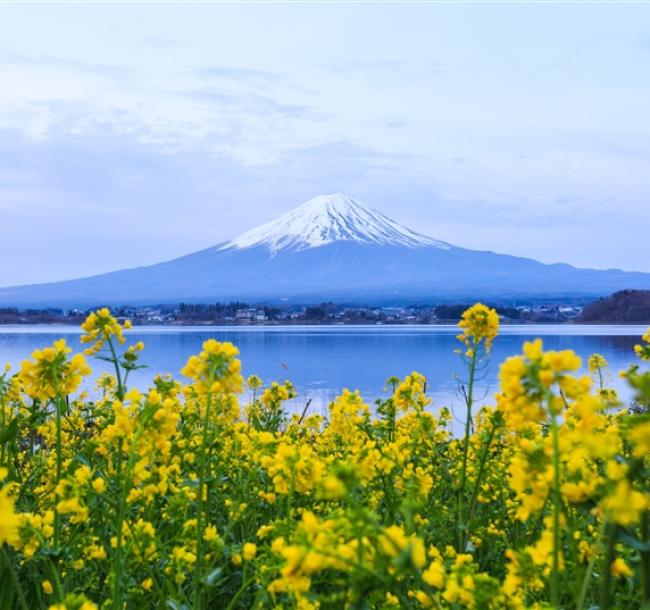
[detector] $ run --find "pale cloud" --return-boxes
[199,64,281,84]
[0,2,649,285]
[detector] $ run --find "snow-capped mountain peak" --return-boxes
[220,193,450,254]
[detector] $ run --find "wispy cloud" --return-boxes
[0,47,128,78]
[380,115,408,129]
[329,58,442,79]
[188,87,318,120]
[199,64,281,83]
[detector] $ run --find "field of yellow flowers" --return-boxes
[0,305,649,610]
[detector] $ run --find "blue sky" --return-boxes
[1,2,649,285]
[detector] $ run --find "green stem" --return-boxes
[1,547,29,610]
[105,333,130,610]
[549,403,562,609]
[112,441,124,610]
[193,391,214,610]
[107,337,125,401]
[54,396,64,550]
[576,518,607,610]
[224,568,256,610]
[457,346,478,551]
[0,395,6,468]
[124,518,167,607]
[112,421,148,610]
[47,557,65,603]
[462,415,499,550]
[640,510,650,607]
[600,520,618,610]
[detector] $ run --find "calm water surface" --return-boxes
[0,325,645,418]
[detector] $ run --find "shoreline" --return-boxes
[0,320,648,327]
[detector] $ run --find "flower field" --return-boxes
[0,305,649,610]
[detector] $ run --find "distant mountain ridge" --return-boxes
[1,193,649,306]
[579,290,650,323]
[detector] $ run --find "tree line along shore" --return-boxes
[0,290,648,326]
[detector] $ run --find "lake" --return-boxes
[0,325,646,419]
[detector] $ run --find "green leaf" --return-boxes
[618,529,650,552]
[203,567,224,587]
[0,418,18,444]
[0,557,15,610]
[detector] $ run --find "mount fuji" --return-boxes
[2,193,649,306]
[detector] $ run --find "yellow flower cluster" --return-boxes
[498,338,589,430]
[392,372,430,412]
[0,309,648,610]
[457,302,500,355]
[0,468,19,547]
[80,307,131,355]
[19,339,91,402]
[181,338,243,395]
[634,328,650,361]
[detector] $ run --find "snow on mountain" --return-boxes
[220,192,451,254]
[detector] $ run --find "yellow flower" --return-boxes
[56,497,89,524]
[611,557,633,578]
[0,485,20,547]
[392,372,430,412]
[42,580,53,595]
[318,475,346,500]
[91,478,106,493]
[602,480,648,526]
[457,303,500,354]
[412,590,432,607]
[423,560,445,588]
[588,353,608,374]
[246,374,262,390]
[19,339,91,402]
[628,421,650,459]
[634,327,650,361]
[203,525,219,542]
[410,537,426,569]
[73,465,92,486]
[242,542,257,560]
[80,308,128,355]
[181,339,243,396]
[256,524,274,539]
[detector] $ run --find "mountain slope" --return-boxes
[1,193,649,306]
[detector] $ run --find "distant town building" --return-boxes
[236,308,267,322]
[235,308,257,321]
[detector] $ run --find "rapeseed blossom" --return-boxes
[0,310,648,610]
[0,469,20,547]
[20,339,91,402]
[80,308,130,355]
[457,302,500,355]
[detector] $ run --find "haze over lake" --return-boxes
[1,325,645,417]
